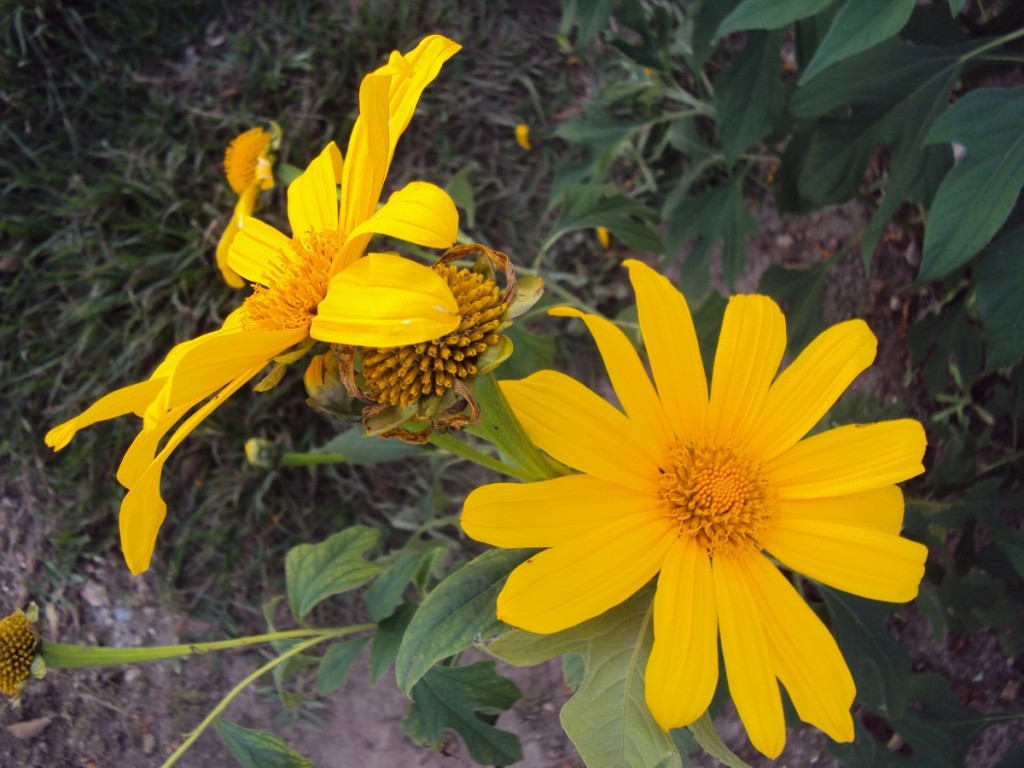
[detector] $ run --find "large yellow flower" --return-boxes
[46,35,463,575]
[461,259,928,758]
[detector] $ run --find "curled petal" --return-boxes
[347,181,458,249]
[45,379,165,451]
[287,142,341,238]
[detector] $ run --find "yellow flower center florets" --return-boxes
[360,264,507,408]
[659,438,775,557]
[240,231,338,332]
[224,127,273,194]
[0,612,37,697]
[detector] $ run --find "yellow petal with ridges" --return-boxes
[646,537,718,730]
[497,513,674,634]
[775,486,905,535]
[117,403,191,488]
[228,216,292,284]
[287,142,341,238]
[749,319,877,461]
[708,295,786,443]
[346,181,458,249]
[549,307,673,460]
[310,253,459,347]
[624,259,708,441]
[341,73,391,238]
[462,474,661,548]
[745,554,855,744]
[44,378,165,451]
[500,371,661,491]
[768,420,926,499]
[714,555,786,759]
[761,519,927,602]
[216,185,258,288]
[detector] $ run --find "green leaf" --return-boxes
[215,720,313,768]
[313,427,423,465]
[316,636,369,695]
[366,550,434,623]
[947,0,966,13]
[395,548,535,694]
[715,30,787,161]
[975,221,1024,369]
[500,324,556,381]
[548,185,663,255]
[717,0,836,38]
[691,0,743,69]
[820,586,910,717]
[800,0,916,84]
[920,87,1024,282]
[445,165,476,230]
[285,527,381,623]
[490,590,682,768]
[401,661,522,765]
[757,259,833,354]
[369,602,417,686]
[562,0,613,50]
[664,179,755,295]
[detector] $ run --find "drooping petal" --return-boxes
[340,72,391,243]
[707,295,786,443]
[44,379,166,451]
[228,216,292,284]
[310,253,460,347]
[624,259,708,442]
[549,307,673,460]
[500,371,662,491]
[497,512,675,634]
[645,537,719,730]
[462,474,662,548]
[215,185,258,288]
[744,553,855,744]
[748,319,877,461]
[346,181,458,249]
[713,555,786,759]
[287,142,341,238]
[761,519,927,603]
[119,365,264,575]
[768,420,926,499]
[775,486,905,535]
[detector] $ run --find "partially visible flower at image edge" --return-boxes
[215,123,280,288]
[0,608,39,702]
[461,259,928,758]
[45,35,463,576]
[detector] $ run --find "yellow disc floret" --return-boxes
[224,127,274,195]
[0,611,38,698]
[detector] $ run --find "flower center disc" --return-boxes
[659,438,774,557]
[0,612,37,696]
[224,127,273,194]
[360,264,507,408]
[240,230,338,332]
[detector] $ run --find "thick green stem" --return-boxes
[428,432,532,481]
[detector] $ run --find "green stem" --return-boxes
[688,711,755,768]
[159,634,335,768]
[428,432,532,481]
[961,26,1024,62]
[43,625,371,669]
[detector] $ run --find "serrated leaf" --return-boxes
[490,590,681,768]
[975,221,1024,369]
[717,0,836,38]
[369,602,417,687]
[215,719,313,768]
[286,527,381,622]
[548,185,662,254]
[402,661,522,765]
[395,548,535,693]
[800,0,916,84]
[715,30,787,161]
[920,87,1024,282]
[313,427,423,465]
[316,636,369,695]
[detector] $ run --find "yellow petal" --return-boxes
[708,295,786,442]
[310,253,460,347]
[624,259,708,441]
[116,401,193,488]
[340,73,391,238]
[497,512,674,634]
[228,216,292,284]
[287,142,341,239]
[761,519,928,602]
[515,123,532,150]
[500,371,661,491]
[119,365,264,574]
[768,420,926,499]
[44,379,165,451]
[749,319,877,461]
[346,181,458,249]
[462,474,662,548]
[775,486,905,535]
[713,555,786,759]
[645,537,718,730]
[745,553,855,743]
[549,307,673,461]
[215,185,258,288]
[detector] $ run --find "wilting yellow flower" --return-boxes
[216,124,281,288]
[462,259,928,758]
[514,123,532,150]
[46,35,463,575]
